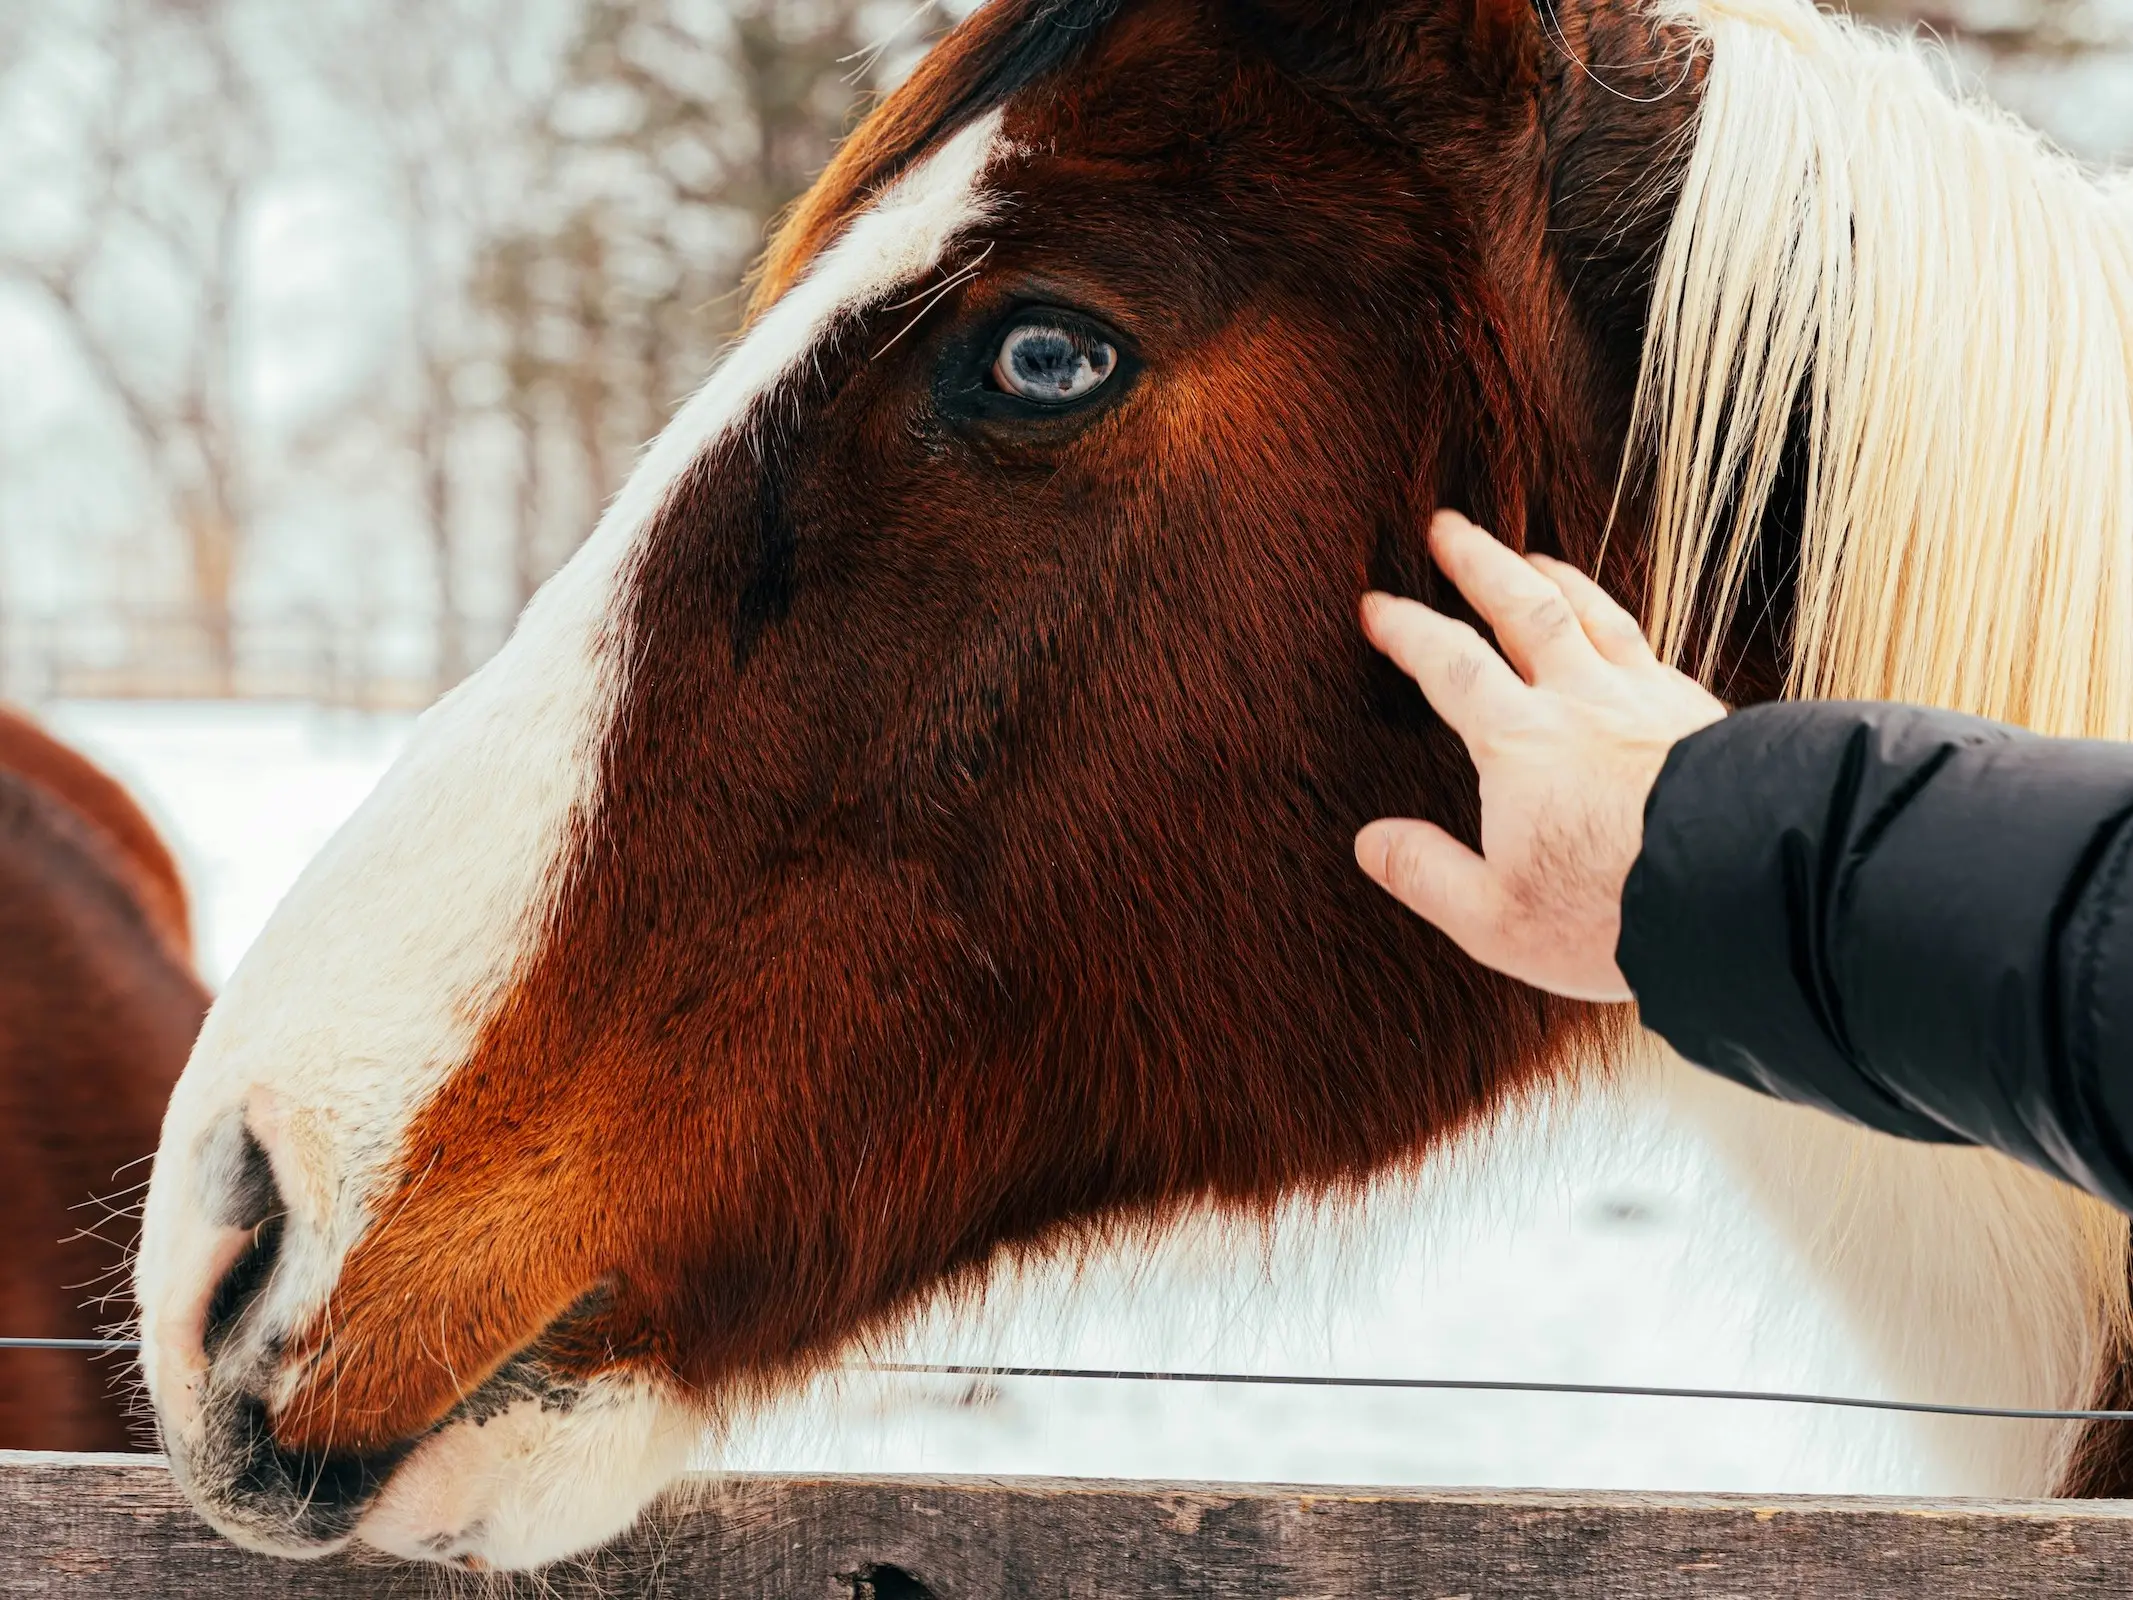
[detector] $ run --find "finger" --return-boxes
[1428,511,1603,685]
[1355,818,1510,961]
[1525,554,1657,668]
[1360,591,1529,746]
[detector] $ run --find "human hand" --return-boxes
[1355,511,1726,1002]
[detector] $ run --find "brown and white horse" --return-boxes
[137,0,2133,1568]
[1,706,204,1450]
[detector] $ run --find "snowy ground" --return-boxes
[50,699,1972,1495]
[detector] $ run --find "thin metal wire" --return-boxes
[14,1338,2132,1423]
[868,1363,2133,1424]
[0,1338,135,1351]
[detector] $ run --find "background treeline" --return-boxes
[0,0,2123,703]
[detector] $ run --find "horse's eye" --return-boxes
[991,321,1116,404]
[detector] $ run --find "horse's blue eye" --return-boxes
[992,322,1116,404]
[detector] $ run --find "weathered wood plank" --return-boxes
[2,1451,2131,1597]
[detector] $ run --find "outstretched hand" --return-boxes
[1355,511,1726,1003]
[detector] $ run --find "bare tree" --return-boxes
[8,0,2104,710]
[278,0,944,690]
[294,0,555,690]
[472,0,951,615]
[0,0,268,692]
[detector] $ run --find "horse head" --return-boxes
[139,0,1709,1567]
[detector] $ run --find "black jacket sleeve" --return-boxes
[1618,700,2133,1213]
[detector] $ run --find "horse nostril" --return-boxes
[202,1212,285,1356]
[218,1124,282,1232]
[203,1129,287,1357]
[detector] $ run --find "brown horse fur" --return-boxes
[0,708,204,1449]
[274,0,1716,1453]
[193,0,2132,1523]
[0,708,193,963]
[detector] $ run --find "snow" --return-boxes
[48,701,419,984]
[48,699,1956,1494]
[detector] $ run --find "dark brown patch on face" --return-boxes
[273,0,1715,1456]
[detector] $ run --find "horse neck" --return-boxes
[0,708,193,960]
[0,771,203,1442]
[1632,0,2133,737]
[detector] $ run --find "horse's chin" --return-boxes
[165,1369,700,1572]
[353,1373,702,1570]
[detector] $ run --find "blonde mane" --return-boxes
[1627,0,2133,1458]
[1634,0,2133,736]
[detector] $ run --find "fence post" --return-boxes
[3,1454,2131,1598]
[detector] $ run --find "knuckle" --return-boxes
[1384,836,1437,896]
[1523,594,1575,638]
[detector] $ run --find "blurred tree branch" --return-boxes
[295,0,552,689]
[289,0,954,683]
[0,0,266,691]
[470,0,952,613]
[0,0,2113,704]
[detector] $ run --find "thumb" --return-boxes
[1355,818,1507,956]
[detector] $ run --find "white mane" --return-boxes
[1636,0,2133,736]
[1626,0,2133,1491]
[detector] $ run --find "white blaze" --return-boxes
[138,114,1005,1567]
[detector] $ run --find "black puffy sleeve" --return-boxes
[1618,700,2133,1213]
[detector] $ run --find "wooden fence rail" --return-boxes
[2,1452,2130,1598]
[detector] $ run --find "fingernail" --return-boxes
[1354,823,1389,882]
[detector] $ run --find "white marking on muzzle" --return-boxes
[138,112,1006,1440]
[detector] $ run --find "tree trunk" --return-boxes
[510,392,548,618]
[423,416,463,694]
[180,494,239,698]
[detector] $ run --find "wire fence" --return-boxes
[7,1337,2133,1426]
